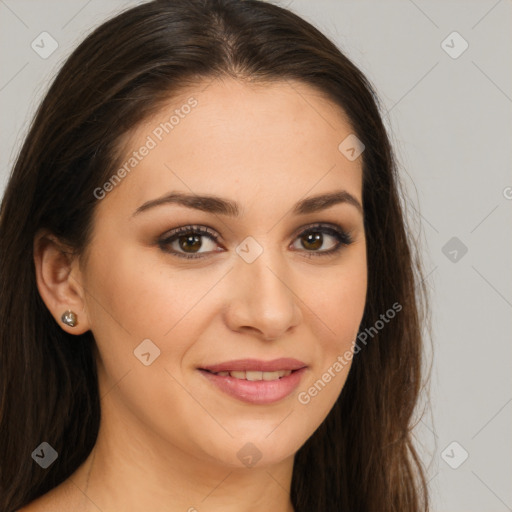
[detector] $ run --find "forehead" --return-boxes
[102,78,363,214]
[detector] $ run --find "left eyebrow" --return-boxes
[293,190,363,216]
[131,190,363,218]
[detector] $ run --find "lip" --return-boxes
[198,366,307,405]
[199,358,307,373]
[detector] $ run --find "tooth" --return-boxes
[223,369,294,380]
[262,371,281,380]
[245,371,263,381]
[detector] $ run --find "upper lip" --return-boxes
[200,358,307,373]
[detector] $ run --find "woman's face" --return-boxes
[79,78,367,469]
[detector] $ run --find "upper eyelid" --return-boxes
[160,226,219,245]
[159,222,349,241]
[289,222,349,238]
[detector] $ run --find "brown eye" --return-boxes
[177,234,203,253]
[300,231,325,251]
[291,224,353,257]
[158,225,221,259]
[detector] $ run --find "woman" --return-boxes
[0,0,430,510]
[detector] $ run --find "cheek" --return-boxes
[304,254,367,345]
[85,241,204,335]
[82,244,217,444]
[295,254,366,407]
[83,241,230,385]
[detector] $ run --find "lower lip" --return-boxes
[198,367,307,404]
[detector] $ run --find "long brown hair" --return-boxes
[0,0,430,510]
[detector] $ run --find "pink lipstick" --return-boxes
[198,358,307,405]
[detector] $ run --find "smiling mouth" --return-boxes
[198,365,307,404]
[202,369,293,381]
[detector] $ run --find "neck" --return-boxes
[67,388,296,512]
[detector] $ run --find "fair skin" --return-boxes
[26,78,367,512]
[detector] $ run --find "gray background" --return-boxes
[1,0,511,510]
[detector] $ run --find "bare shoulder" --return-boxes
[17,490,66,512]
[17,479,87,512]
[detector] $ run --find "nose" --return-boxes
[223,249,303,341]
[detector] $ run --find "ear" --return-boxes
[33,229,91,335]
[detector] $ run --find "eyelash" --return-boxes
[157,223,353,260]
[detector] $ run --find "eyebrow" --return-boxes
[132,190,363,218]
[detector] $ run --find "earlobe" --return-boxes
[33,229,90,335]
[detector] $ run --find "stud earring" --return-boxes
[61,310,78,327]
